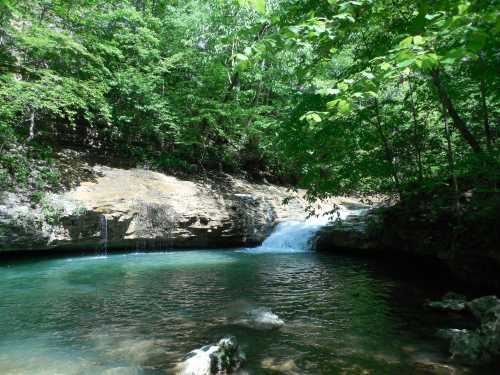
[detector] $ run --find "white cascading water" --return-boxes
[248,205,368,253]
[99,214,108,256]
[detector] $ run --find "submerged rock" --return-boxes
[102,367,140,375]
[235,308,284,330]
[261,358,299,375]
[176,336,244,375]
[413,360,458,375]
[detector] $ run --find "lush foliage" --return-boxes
[0,0,293,183]
[273,0,499,200]
[0,0,498,202]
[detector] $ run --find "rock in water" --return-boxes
[436,328,468,341]
[177,336,244,375]
[466,295,500,321]
[236,308,284,330]
[426,292,467,312]
[436,295,500,365]
[452,301,500,364]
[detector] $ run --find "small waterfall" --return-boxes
[99,214,108,255]
[255,218,327,253]
[247,205,368,253]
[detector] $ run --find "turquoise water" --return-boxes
[0,250,477,374]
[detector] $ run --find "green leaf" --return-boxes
[397,59,415,68]
[236,59,250,71]
[440,56,455,65]
[361,71,375,80]
[399,36,413,48]
[467,32,487,52]
[380,62,392,71]
[333,13,355,23]
[318,88,341,96]
[239,0,266,13]
[413,35,424,45]
[338,82,349,90]
[337,99,351,114]
[235,53,248,61]
[418,53,438,71]
[458,2,470,15]
[446,47,467,59]
[300,112,323,124]
[327,99,340,110]
[425,13,442,21]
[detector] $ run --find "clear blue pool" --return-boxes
[0,249,482,374]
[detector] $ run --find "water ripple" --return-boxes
[0,250,478,374]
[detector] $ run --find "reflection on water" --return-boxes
[0,250,482,374]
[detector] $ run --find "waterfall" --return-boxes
[99,214,108,255]
[244,205,368,253]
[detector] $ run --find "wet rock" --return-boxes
[176,336,244,375]
[436,328,469,341]
[466,296,500,321]
[476,304,500,360]
[437,295,500,365]
[426,293,467,312]
[235,308,284,330]
[313,207,378,252]
[449,330,486,363]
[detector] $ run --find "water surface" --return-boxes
[0,250,478,374]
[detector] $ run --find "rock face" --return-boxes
[377,201,500,289]
[0,166,311,252]
[313,204,379,252]
[449,297,500,364]
[314,200,500,289]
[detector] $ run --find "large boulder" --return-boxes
[434,295,500,365]
[449,329,487,363]
[0,166,312,252]
[466,296,500,321]
[314,207,380,252]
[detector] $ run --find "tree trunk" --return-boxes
[27,109,35,141]
[223,23,269,103]
[432,69,481,152]
[441,101,460,253]
[408,78,424,183]
[223,71,240,103]
[373,100,402,198]
[479,78,493,151]
[431,69,481,153]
